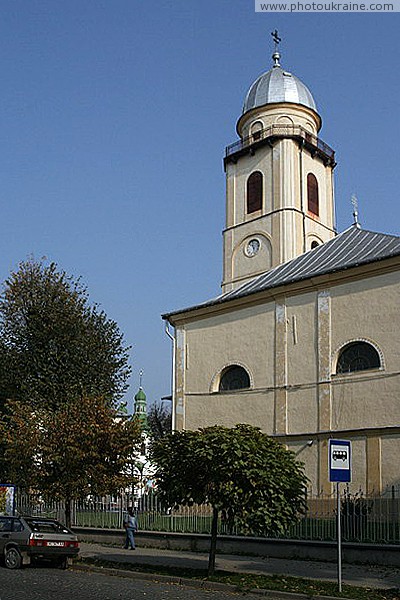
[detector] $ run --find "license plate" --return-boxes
[47,541,65,547]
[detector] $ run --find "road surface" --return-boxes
[0,565,272,600]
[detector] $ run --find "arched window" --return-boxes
[311,240,320,249]
[336,342,381,374]
[219,365,250,392]
[307,173,319,216]
[251,121,263,141]
[247,171,263,214]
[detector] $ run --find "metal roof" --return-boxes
[163,227,400,320]
[243,64,317,115]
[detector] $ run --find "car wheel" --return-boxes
[4,547,22,569]
[57,557,68,570]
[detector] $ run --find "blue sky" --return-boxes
[0,2,398,410]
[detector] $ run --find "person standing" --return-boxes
[123,506,138,550]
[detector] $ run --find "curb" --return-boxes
[72,563,352,600]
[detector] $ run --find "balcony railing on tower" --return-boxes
[224,124,336,168]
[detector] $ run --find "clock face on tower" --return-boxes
[245,238,260,257]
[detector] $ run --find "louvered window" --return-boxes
[307,173,319,216]
[247,171,263,214]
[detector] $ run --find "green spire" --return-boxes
[134,370,149,431]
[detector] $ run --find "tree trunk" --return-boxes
[208,507,219,576]
[65,496,71,528]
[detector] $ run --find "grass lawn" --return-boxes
[77,556,400,599]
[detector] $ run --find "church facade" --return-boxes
[163,48,400,495]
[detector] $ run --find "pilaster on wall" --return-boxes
[317,291,332,431]
[275,302,287,434]
[367,437,382,494]
[280,139,296,264]
[317,291,332,493]
[174,328,186,431]
[319,438,330,494]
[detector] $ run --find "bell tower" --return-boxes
[222,38,336,293]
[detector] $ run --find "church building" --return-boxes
[163,45,400,495]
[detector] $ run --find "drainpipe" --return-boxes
[164,321,176,431]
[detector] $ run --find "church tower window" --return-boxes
[251,121,263,141]
[219,365,250,391]
[247,171,263,214]
[307,173,319,216]
[336,342,381,374]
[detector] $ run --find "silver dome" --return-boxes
[243,60,317,115]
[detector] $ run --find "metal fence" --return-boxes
[15,486,400,545]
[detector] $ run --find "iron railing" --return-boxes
[224,124,335,166]
[16,486,400,545]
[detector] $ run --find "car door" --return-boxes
[0,517,13,553]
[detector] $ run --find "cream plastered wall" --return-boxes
[330,272,399,431]
[182,302,275,431]
[179,271,399,433]
[381,436,400,488]
[174,267,399,492]
[223,149,274,289]
[237,103,321,139]
[184,390,276,432]
[286,439,319,489]
[225,149,274,227]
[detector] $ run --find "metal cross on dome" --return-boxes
[271,29,281,51]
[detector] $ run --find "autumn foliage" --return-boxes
[0,259,141,525]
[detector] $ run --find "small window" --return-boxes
[251,121,263,141]
[311,240,319,249]
[13,520,24,532]
[307,173,319,216]
[247,171,263,214]
[336,342,381,374]
[24,519,69,534]
[219,365,250,392]
[0,518,12,532]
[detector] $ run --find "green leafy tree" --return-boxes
[0,258,131,411]
[151,424,307,575]
[148,401,172,440]
[0,396,142,526]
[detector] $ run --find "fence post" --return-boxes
[336,483,342,593]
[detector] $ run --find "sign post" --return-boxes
[329,440,351,594]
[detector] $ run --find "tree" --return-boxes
[0,396,142,526]
[151,424,307,575]
[0,258,131,412]
[147,401,172,440]
[0,258,138,525]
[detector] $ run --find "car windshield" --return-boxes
[25,519,70,534]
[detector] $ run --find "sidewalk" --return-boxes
[79,541,400,590]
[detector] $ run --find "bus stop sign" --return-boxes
[329,439,351,483]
